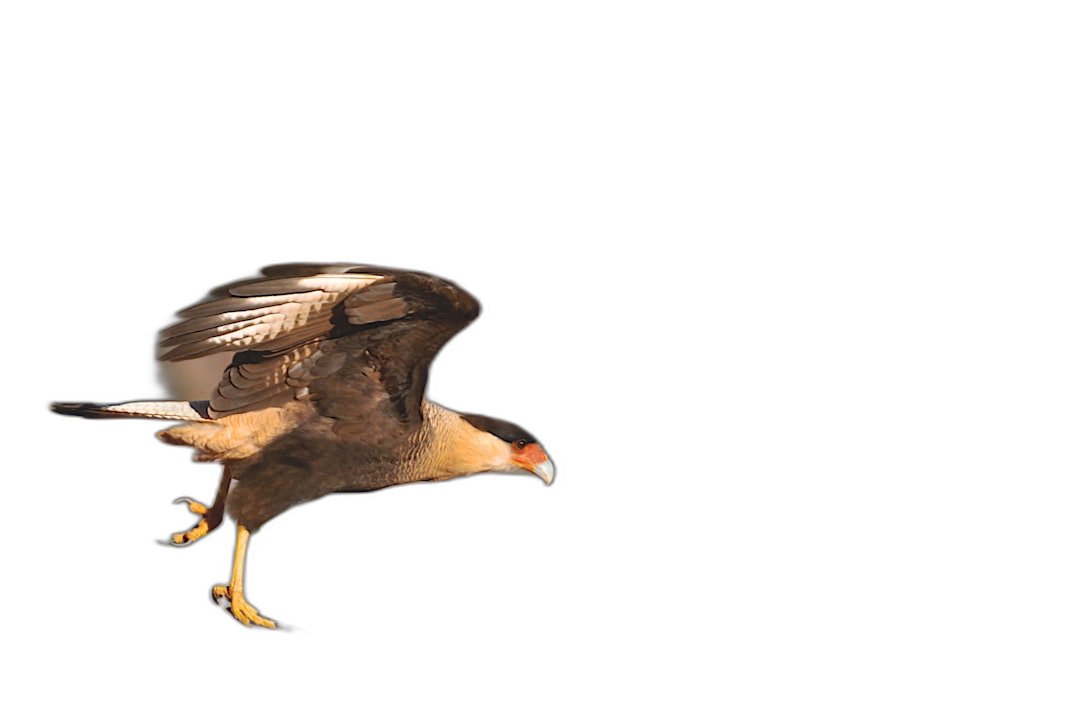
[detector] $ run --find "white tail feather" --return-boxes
[51,400,215,422]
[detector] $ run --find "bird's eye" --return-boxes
[515,439,529,450]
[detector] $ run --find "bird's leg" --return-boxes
[169,469,232,546]
[211,524,277,628]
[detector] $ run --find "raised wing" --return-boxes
[158,268,384,361]
[159,264,480,424]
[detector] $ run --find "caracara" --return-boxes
[51,264,554,628]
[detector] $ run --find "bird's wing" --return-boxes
[159,264,480,423]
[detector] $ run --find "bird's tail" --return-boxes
[50,400,215,423]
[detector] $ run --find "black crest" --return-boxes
[460,413,537,444]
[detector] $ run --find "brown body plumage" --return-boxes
[51,264,554,627]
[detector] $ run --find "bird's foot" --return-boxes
[212,585,277,629]
[168,497,214,546]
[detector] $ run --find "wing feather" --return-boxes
[176,293,308,319]
[160,265,480,421]
[159,275,381,361]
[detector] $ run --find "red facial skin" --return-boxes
[511,442,547,470]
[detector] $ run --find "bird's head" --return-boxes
[459,413,555,485]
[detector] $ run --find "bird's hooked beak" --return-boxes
[512,443,556,485]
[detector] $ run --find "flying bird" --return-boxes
[52,264,554,628]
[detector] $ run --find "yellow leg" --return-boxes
[168,471,232,546]
[171,498,211,545]
[211,525,277,628]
